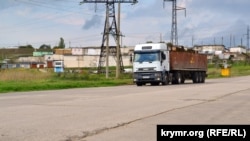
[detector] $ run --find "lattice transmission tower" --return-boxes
[163,0,186,46]
[80,0,138,76]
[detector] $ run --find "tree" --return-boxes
[18,44,34,49]
[39,44,51,49]
[58,37,65,49]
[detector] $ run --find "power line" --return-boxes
[0,1,106,34]
[15,0,78,12]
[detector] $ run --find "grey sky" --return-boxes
[0,0,250,48]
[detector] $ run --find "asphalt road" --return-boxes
[0,76,250,141]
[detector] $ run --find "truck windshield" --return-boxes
[134,52,160,62]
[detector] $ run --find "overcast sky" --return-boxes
[0,0,250,48]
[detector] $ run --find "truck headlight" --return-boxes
[155,73,161,77]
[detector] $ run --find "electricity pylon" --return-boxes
[163,0,186,46]
[80,0,138,78]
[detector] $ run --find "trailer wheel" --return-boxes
[177,72,182,84]
[171,79,176,84]
[201,72,205,83]
[181,74,185,84]
[192,72,199,83]
[173,72,181,84]
[198,72,202,83]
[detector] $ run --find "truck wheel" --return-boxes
[181,75,185,84]
[171,79,176,84]
[201,72,205,83]
[192,72,199,83]
[177,72,182,84]
[198,72,202,83]
[162,74,169,85]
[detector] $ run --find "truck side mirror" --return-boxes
[161,52,166,60]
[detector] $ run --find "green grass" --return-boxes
[0,68,133,93]
[0,79,132,93]
[1,62,250,93]
[207,62,250,78]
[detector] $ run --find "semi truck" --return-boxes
[133,43,207,86]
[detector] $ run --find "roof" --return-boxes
[194,45,225,48]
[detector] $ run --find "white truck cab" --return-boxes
[133,43,170,86]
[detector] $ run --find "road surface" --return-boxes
[0,76,250,141]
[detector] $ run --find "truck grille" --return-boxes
[138,67,156,71]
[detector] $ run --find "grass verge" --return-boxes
[0,68,133,93]
[1,63,250,93]
[207,63,250,78]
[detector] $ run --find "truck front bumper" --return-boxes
[133,72,162,83]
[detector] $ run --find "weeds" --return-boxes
[0,68,133,93]
[0,68,52,81]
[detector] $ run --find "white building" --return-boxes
[229,46,247,54]
[71,46,132,56]
[71,47,100,55]
[45,47,133,68]
[16,46,134,68]
[193,45,225,54]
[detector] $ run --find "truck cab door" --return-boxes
[162,51,170,71]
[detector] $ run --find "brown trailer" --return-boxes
[170,51,207,71]
[169,51,207,84]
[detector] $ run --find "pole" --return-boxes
[233,35,235,47]
[247,25,249,52]
[192,35,194,46]
[105,3,109,78]
[230,34,232,48]
[116,2,121,78]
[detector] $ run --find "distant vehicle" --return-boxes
[133,43,207,86]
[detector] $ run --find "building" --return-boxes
[193,45,225,54]
[42,46,134,68]
[229,46,247,54]
[9,46,134,69]
[33,51,53,57]
[54,49,72,55]
[71,47,100,55]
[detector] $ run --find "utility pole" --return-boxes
[230,34,232,48]
[160,33,163,42]
[163,0,186,46]
[105,3,110,78]
[247,25,250,52]
[116,2,121,78]
[80,0,137,78]
[233,35,235,47]
[192,35,194,47]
